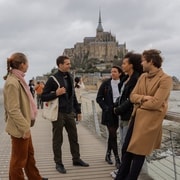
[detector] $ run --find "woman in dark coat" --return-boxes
[114,52,143,151]
[96,66,123,169]
[110,52,143,178]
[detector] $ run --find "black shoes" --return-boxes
[105,153,113,164]
[56,163,67,174]
[42,178,48,180]
[115,157,121,169]
[56,159,89,174]
[73,159,89,167]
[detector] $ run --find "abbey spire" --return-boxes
[96,10,104,33]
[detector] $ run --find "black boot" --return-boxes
[115,156,121,169]
[105,151,113,164]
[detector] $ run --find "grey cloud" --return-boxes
[0,0,180,88]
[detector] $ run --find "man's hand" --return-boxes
[56,87,66,96]
[77,114,82,121]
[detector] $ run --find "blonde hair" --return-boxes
[3,52,27,80]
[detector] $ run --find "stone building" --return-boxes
[63,11,127,69]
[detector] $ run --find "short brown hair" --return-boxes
[56,55,69,66]
[142,49,163,68]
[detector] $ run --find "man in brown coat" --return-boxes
[115,49,172,180]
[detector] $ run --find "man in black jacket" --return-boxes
[41,56,89,174]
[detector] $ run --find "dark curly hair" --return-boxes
[74,77,81,88]
[124,52,143,75]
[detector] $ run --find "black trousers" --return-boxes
[115,116,145,180]
[106,125,119,157]
[52,112,80,164]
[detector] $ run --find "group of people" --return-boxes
[96,50,172,179]
[29,79,45,109]
[3,49,172,180]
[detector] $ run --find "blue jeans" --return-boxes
[119,120,129,149]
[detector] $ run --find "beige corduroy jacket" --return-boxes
[3,73,31,138]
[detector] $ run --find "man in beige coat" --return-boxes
[115,49,172,180]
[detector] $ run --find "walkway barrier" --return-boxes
[147,128,180,180]
[81,93,180,180]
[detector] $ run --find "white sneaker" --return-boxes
[110,169,118,178]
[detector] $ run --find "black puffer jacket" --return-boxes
[114,71,140,121]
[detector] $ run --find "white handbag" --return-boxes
[42,76,60,121]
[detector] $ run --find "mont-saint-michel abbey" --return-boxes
[63,12,127,71]
[38,12,179,89]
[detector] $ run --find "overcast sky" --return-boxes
[0,0,180,88]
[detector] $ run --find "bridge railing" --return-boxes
[81,96,180,180]
[147,127,180,180]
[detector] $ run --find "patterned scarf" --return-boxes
[11,69,37,120]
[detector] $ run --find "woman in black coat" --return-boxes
[111,52,143,178]
[114,52,143,152]
[96,66,123,169]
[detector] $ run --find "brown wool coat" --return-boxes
[128,69,172,155]
[3,74,31,138]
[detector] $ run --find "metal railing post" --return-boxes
[169,130,177,180]
[91,100,101,136]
